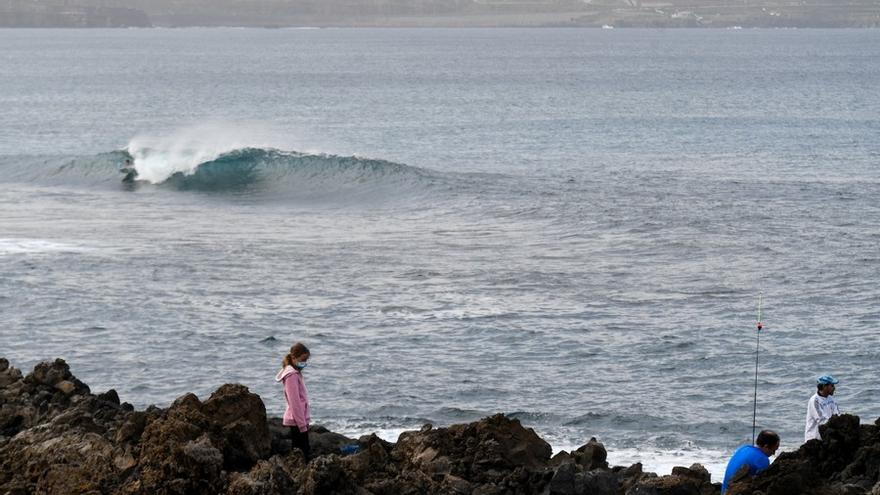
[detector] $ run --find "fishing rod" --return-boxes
[752,291,764,444]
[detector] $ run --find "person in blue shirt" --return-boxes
[721,429,780,494]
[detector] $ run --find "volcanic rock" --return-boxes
[728,414,880,495]
[393,413,551,482]
[626,463,715,495]
[4,356,879,495]
[574,437,609,470]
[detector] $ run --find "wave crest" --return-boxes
[144,147,435,195]
[0,147,441,202]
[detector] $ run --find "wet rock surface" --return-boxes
[1,358,875,494]
[726,414,880,495]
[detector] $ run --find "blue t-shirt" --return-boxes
[721,444,770,493]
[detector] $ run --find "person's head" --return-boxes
[817,375,839,396]
[282,342,310,370]
[755,430,780,456]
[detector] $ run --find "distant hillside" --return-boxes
[1,0,879,27]
[0,0,151,27]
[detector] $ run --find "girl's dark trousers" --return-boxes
[290,427,311,459]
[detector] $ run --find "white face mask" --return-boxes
[295,361,308,370]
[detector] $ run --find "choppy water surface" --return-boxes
[2,28,879,478]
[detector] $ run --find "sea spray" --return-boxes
[126,122,290,184]
[0,146,445,201]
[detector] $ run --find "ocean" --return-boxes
[1,27,879,479]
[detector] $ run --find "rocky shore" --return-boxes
[1,358,878,495]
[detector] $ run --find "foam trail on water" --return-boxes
[0,238,92,255]
[126,123,288,184]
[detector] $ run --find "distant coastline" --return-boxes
[2,0,879,28]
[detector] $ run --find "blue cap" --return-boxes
[817,375,839,385]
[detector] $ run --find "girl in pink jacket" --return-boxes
[275,342,311,458]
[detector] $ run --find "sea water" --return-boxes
[1,28,879,479]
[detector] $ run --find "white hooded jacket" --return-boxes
[804,392,839,442]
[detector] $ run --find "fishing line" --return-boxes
[752,290,763,444]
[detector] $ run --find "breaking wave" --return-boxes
[0,147,444,200]
[131,147,437,193]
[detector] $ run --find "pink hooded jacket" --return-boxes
[275,365,310,432]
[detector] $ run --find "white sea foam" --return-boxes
[339,425,730,481]
[544,440,729,480]
[604,447,728,481]
[126,122,299,184]
[0,238,87,255]
[365,427,416,444]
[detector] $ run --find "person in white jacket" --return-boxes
[804,374,840,442]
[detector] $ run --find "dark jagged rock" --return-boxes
[0,360,125,494]
[0,357,719,495]
[266,416,294,455]
[202,383,272,469]
[728,414,880,495]
[545,438,624,495]
[627,464,715,495]
[24,358,91,395]
[393,412,551,486]
[226,456,300,495]
[574,437,609,470]
[299,454,362,494]
[115,410,151,445]
[0,358,92,440]
[98,388,122,406]
[132,394,226,494]
[126,384,271,493]
[5,357,876,495]
[307,423,359,457]
[266,418,362,458]
[547,460,620,495]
